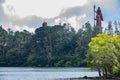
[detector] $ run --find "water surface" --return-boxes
[0,67,98,80]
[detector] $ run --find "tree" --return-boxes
[0,26,8,66]
[0,26,8,56]
[6,48,25,66]
[86,34,120,77]
[75,22,93,67]
[107,21,113,35]
[27,24,76,67]
[6,29,32,66]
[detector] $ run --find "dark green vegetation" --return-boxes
[0,20,120,70]
[0,22,92,67]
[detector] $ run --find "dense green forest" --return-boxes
[0,21,120,67]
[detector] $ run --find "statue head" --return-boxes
[98,7,100,10]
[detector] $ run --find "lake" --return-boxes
[0,67,98,80]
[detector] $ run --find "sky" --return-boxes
[0,0,120,32]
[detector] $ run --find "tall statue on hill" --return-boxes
[94,5,103,27]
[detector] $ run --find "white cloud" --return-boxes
[0,0,119,32]
[67,14,87,31]
[54,14,87,31]
[13,25,35,33]
[4,0,87,18]
[102,21,108,28]
[3,22,35,33]
[67,16,78,31]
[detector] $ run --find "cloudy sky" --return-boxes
[0,0,120,32]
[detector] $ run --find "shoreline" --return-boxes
[70,76,120,80]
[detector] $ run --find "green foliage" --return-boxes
[65,61,71,67]
[6,48,25,66]
[86,33,120,77]
[0,22,101,67]
[54,60,64,67]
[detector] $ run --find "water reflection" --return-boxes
[0,67,98,80]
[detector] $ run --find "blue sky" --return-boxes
[0,0,120,32]
[103,0,120,21]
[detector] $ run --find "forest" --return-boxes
[0,21,120,69]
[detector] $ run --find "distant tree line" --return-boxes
[0,20,120,67]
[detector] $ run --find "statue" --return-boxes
[94,5,103,27]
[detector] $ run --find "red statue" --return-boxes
[94,6,103,27]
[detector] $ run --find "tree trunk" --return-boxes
[102,69,105,77]
[104,67,108,78]
[97,66,102,77]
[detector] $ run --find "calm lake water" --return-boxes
[0,67,98,80]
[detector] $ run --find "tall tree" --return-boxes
[74,22,93,66]
[0,26,8,66]
[86,34,120,77]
